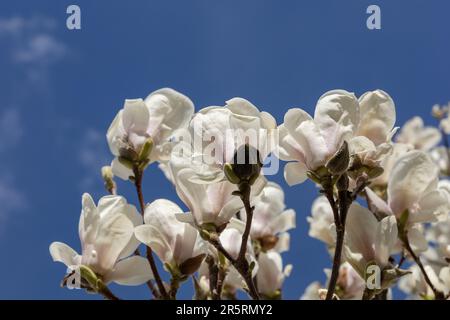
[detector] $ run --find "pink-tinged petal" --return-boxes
[314,90,359,154]
[78,193,99,249]
[365,187,393,217]
[283,108,313,134]
[92,213,134,273]
[374,216,398,267]
[344,203,378,275]
[122,99,150,134]
[357,90,396,145]
[408,226,428,253]
[284,162,308,186]
[268,209,296,234]
[388,151,439,217]
[104,256,153,286]
[145,88,194,140]
[135,225,173,263]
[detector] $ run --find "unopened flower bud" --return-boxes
[226,144,262,184]
[179,254,206,275]
[138,136,154,162]
[101,166,116,194]
[336,174,349,192]
[326,141,350,175]
[259,235,279,252]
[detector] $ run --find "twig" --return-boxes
[402,235,445,300]
[133,166,169,300]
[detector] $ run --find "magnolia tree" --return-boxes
[49,88,450,300]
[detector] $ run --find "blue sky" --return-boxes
[0,0,449,299]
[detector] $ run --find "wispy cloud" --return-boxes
[0,173,26,224]
[0,15,68,83]
[78,129,111,192]
[0,109,27,224]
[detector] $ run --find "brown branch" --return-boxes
[402,235,445,300]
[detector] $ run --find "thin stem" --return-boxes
[236,181,260,300]
[207,236,259,300]
[97,283,120,300]
[206,255,219,299]
[216,267,226,300]
[169,277,180,300]
[237,182,254,262]
[133,166,169,300]
[324,187,342,300]
[402,235,445,300]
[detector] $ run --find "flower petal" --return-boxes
[105,256,153,286]
[357,90,396,145]
[49,242,80,267]
[284,162,307,186]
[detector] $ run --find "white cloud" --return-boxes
[78,129,111,191]
[0,108,26,224]
[0,15,67,82]
[0,173,26,223]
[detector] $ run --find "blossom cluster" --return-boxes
[50,88,450,300]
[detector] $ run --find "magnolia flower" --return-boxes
[168,151,267,228]
[240,182,295,252]
[399,264,450,299]
[395,117,441,151]
[425,183,450,260]
[430,146,450,176]
[190,98,277,177]
[194,221,259,297]
[366,151,450,243]
[279,89,396,186]
[300,263,365,300]
[307,196,335,246]
[256,251,292,299]
[371,143,412,190]
[134,199,207,276]
[329,262,365,300]
[343,203,398,278]
[107,88,194,180]
[50,194,152,286]
[300,282,322,300]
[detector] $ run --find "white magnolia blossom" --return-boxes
[134,199,207,274]
[195,221,264,299]
[395,116,441,151]
[300,282,322,300]
[50,194,152,286]
[366,151,450,245]
[330,262,365,300]
[300,263,365,300]
[343,203,398,278]
[190,98,277,176]
[256,251,292,298]
[371,142,412,189]
[430,146,450,176]
[240,182,295,253]
[168,152,267,227]
[107,88,194,180]
[307,196,335,246]
[399,264,450,299]
[278,89,396,186]
[425,182,450,260]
